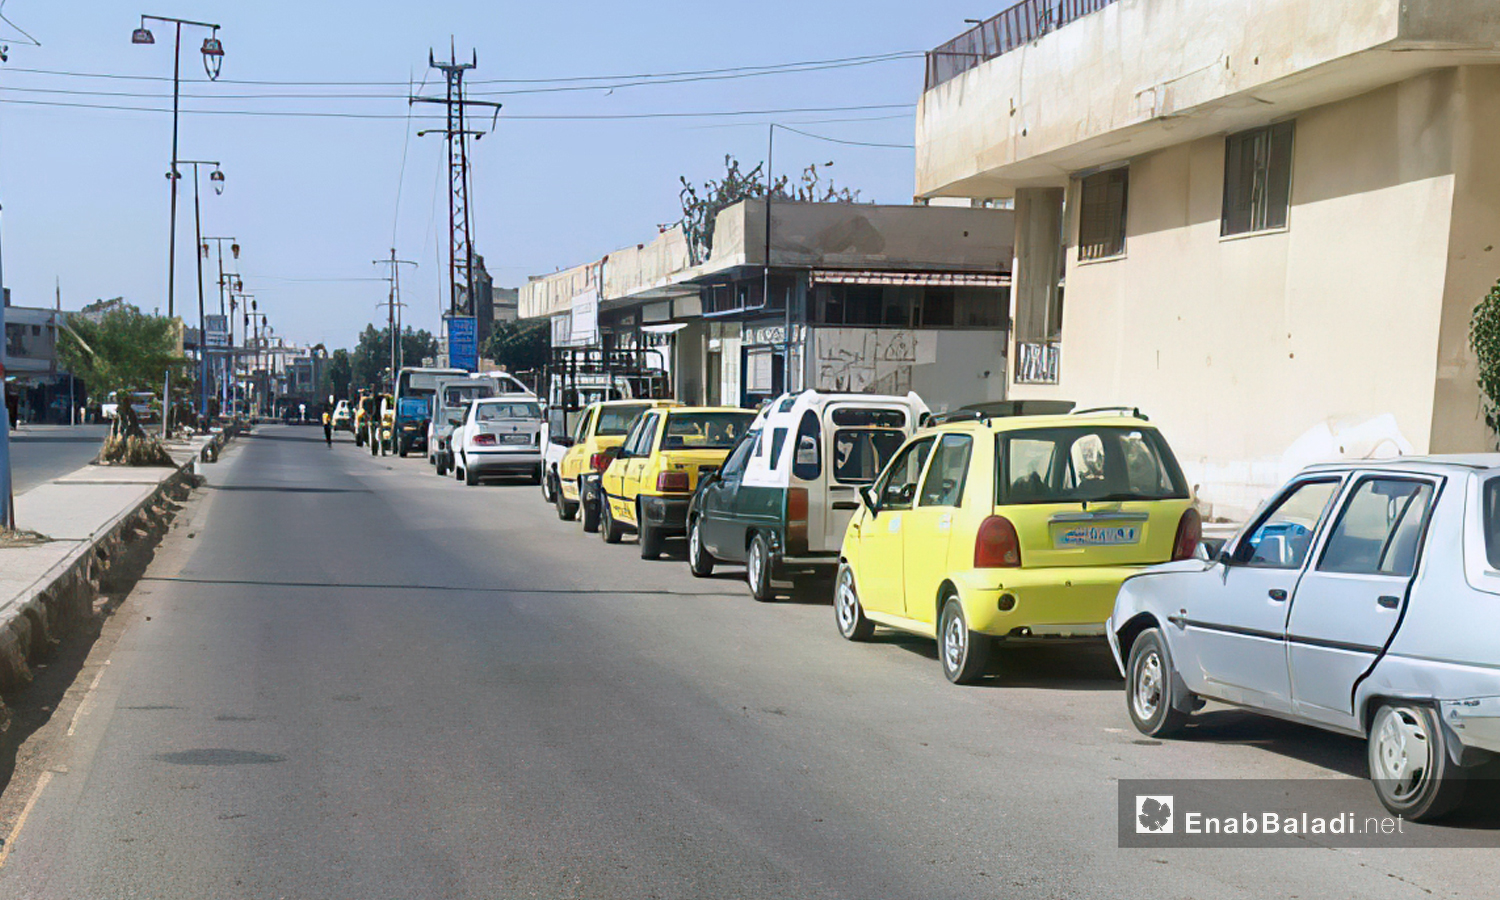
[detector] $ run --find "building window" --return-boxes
[1077,168,1128,261]
[1222,121,1294,236]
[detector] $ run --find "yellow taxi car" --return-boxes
[555,398,679,532]
[834,409,1199,684]
[598,407,756,559]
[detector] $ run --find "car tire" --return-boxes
[834,564,874,641]
[398,440,408,458]
[464,465,479,487]
[530,465,544,487]
[555,484,578,521]
[581,483,601,533]
[939,594,990,685]
[541,470,555,502]
[1368,703,1468,822]
[688,518,715,577]
[1125,627,1193,736]
[639,517,663,560]
[601,498,623,544]
[747,533,776,602]
[436,453,449,477]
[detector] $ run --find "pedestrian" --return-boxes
[322,407,333,446]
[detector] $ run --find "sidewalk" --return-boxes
[0,433,222,706]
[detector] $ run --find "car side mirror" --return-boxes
[859,485,879,515]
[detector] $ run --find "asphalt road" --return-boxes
[6,424,109,494]
[0,425,1493,898]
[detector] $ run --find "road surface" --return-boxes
[0,425,1491,898]
[7,424,108,494]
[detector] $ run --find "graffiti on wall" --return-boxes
[814,329,937,395]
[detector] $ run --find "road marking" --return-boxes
[0,770,53,869]
[65,659,111,737]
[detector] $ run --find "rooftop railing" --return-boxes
[925,0,1119,91]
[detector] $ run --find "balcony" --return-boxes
[926,0,1118,92]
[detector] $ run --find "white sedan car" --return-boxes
[452,398,545,487]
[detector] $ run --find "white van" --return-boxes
[687,390,929,600]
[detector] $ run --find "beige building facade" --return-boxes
[917,0,1500,518]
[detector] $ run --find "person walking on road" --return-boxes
[322,408,333,447]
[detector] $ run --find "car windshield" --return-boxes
[831,429,906,485]
[597,404,650,436]
[662,412,754,450]
[397,398,429,418]
[476,402,541,422]
[444,385,495,405]
[999,426,1189,504]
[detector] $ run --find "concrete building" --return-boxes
[916,0,1500,518]
[520,200,1015,411]
[2,295,79,424]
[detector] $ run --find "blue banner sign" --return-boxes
[447,315,478,372]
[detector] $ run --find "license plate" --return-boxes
[500,433,530,445]
[1057,525,1140,547]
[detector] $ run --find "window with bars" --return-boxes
[1222,121,1294,236]
[1078,168,1128,261]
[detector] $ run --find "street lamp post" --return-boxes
[133,14,223,437]
[204,236,239,416]
[181,160,223,427]
[245,304,267,416]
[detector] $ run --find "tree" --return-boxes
[1471,278,1500,440]
[348,324,439,390]
[56,305,190,401]
[679,154,861,264]
[481,319,550,374]
[322,348,353,401]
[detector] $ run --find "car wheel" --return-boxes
[834,564,874,641]
[530,465,544,487]
[1126,628,1192,737]
[541,469,556,503]
[581,483,601,533]
[939,594,990,685]
[601,498,623,544]
[1368,703,1468,822]
[688,518,715,577]
[639,517,663,560]
[464,465,479,487]
[555,483,578,521]
[398,440,408,458]
[747,533,776,602]
[436,454,449,477]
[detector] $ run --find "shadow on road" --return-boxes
[871,632,1123,691]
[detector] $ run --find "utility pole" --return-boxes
[374,250,417,386]
[412,41,500,372]
[0,200,13,530]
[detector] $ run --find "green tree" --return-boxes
[55,305,190,400]
[349,324,439,389]
[322,348,353,401]
[679,154,861,264]
[1471,278,1500,439]
[481,319,550,374]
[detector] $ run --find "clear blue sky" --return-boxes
[0,0,987,349]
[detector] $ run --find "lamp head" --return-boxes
[131,26,155,45]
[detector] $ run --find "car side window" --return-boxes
[1318,478,1434,577]
[769,427,789,469]
[625,414,658,458]
[1236,479,1341,569]
[876,438,936,512]
[574,408,594,444]
[720,431,757,481]
[919,434,974,508]
[792,411,821,481]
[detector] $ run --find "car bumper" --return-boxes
[640,495,691,533]
[1439,697,1500,757]
[951,565,1146,638]
[464,450,541,473]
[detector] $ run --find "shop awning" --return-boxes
[810,269,1011,287]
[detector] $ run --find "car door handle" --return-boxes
[1377,595,1401,609]
[1268,589,1288,602]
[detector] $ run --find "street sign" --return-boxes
[205,314,229,348]
[446,315,478,372]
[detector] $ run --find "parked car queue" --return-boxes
[382,386,1500,824]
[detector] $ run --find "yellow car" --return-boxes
[598,406,756,559]
[555,399,679,532]
[834,410,1199,684]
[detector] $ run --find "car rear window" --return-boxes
[662,411,753,450]
[1484,478,1500,570]
[597,404,651,436]
[476,402,541,421]
[397,398,429,418]
[998,426,1188,505]
[832,429,906,485]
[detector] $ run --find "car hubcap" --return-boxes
[836,571,857,632]
[1373,707,1432,802]
[1133,650,1164,721]
[750,544,764,589]
[690,525,701,566]
[942,610,965,672]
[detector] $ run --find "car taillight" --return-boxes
[974,515,1022,568]
[1172,507,1202,561]
[591,452,612,473]
[786,487,809,554]
[473,433,496,446]
[657,471,690,492]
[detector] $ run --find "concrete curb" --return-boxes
[0,429,234,726]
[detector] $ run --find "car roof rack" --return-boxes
[1070,406,1148,420]
[927,400,1077,426]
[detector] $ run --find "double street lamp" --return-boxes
[178,160,223,425]
[203,237,240,416]
[133,13,223,436]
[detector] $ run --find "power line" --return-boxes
[770,123,914,149]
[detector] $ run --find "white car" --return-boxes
[452,397,545,487]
